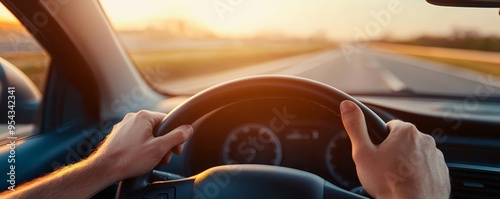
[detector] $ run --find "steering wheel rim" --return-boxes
[156,75,388,143]
[118,75,388,199]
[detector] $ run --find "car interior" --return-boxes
[0,0,499,198]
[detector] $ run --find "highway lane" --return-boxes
[161,48,500,97]
[295,49,500,96]
[292,50,396,94]
[369,50,500,96]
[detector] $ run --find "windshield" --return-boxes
[100,0,500,97]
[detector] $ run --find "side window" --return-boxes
[0,3,49,140]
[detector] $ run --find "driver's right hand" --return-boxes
[340,100,451,199]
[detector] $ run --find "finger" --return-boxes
[172,143,185,154]
[386,120,419,140]
[132,110,167,129]
[123,112,136,121]
[138,110,167,125]
[153,125,193,153]
[159,151,173,166]
[148,111,168,124]
[340,100,375,153]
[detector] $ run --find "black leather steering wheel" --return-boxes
[117,75,388,199]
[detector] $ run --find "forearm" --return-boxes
[0,112,191,199]
[0,155,116,199]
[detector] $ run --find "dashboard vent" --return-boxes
[448,163,500,199]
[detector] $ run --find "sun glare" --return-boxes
[0,0,496,41]
[99,0,199,31]
[99,0,500,41]
[0,3,20,25]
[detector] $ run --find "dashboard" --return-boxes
[162,96,500,198]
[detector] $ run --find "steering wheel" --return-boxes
[117,75,388,199]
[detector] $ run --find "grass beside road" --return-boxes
[406,55,500,77]
[371,43,500,78]
[129,42,335,84]
[0,42,334,92]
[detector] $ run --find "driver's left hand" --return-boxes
[92,110,193,181]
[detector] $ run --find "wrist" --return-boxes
[86,151,122,184]
[387,184,449,199]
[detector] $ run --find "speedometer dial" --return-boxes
[325,130,361,188]
[222,123,282,165]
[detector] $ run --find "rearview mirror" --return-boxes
[426,0,500,7]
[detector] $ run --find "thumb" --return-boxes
[153,125,193,153]
[340,100,375,154]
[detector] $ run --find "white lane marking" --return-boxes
[367,56,407,92]
[371,49,500,89]
[278,51,341,75]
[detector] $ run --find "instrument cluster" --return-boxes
[188,98,361,189]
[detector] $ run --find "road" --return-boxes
[161,48,500,97]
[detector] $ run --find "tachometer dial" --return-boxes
[325,130,361,188]
[223,123,282,165]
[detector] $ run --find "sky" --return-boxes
[2,0,500,41]
[0,4,17,24]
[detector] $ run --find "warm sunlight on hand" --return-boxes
[340,100,450,199]
[93,110,193,181]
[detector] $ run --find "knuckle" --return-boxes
[136,110,150,118]
[387,121,411,136]
[421,134,436,146]
[124,112,135,119]
[173,129,188,142]
[396,122,419,138]
[436,149,445,159]
[386,119,402,127]
[401,122,417,132]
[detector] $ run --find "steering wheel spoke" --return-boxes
[119,165,368,199]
